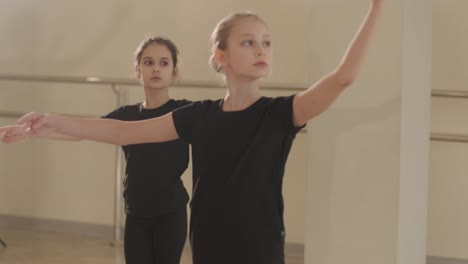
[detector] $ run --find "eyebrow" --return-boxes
[239,33,271,38]
[143,56,170,60]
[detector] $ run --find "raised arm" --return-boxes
[293,0,385,126]
[1,112,179,145]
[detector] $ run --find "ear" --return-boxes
[135,66,142,79]
[213,49,226,70]
[171,67,179,80]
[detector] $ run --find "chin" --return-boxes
[146,84,167,90]
[250,72,268,80]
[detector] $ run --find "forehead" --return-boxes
[229,17,270,38]
[141,43,172,59]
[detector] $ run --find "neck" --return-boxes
[223,75,262,111]
[142,86,170,109]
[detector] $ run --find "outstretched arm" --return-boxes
[0,123,32,143]
[1,112,179,145]
[0,120,81,143]
[38,133,82,141]
[293,0,385,126]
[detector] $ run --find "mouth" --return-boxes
[151,77,161,81]
[254,62,268,68]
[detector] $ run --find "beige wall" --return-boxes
[305,1,432,263]
[428,0,468,260]
[305,1,404,263]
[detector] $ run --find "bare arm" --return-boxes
[15,118,81,141]
[39,133,82,141]
[293,0,385,126]
[1,123,87,143]
[42,113,179,145]
[1,112,179,145]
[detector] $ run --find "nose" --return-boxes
[256,45,265,57]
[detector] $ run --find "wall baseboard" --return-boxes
[285,242,304,257]
[0,214,120,241]
[0,214,308,257]
[427,256,468,264]
[4,215,465,264]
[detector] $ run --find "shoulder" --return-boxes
[174,99,221,112]
[256,95,295,111]
[173,99,193,108]
[103,103,141,119]
[269,95,295,105]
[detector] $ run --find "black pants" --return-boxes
[124,208,187,264]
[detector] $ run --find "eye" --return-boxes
[144,60,153,65]
[160,61,169,66]
[242,40,254,46]
[264,40,272,47]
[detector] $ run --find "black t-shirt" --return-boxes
[172,95,303,264]
[103,99,191,218]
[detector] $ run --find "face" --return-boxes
[218,17,272,80]
[137,43,177,90]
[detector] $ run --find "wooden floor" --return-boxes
[0,227,304,264]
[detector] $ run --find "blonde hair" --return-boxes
[209,12,266,73]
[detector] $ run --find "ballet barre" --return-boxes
[431,89,468,143]
[0,74,305,92]
[432,89,468,99]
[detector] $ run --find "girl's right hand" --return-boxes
[0,122,32,143]
[17,112,59,138]
[0,112,58,143]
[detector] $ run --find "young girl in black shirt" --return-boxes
[103,36,191,264]
[3,36,191,264]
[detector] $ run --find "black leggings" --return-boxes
[124,208,187,264]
